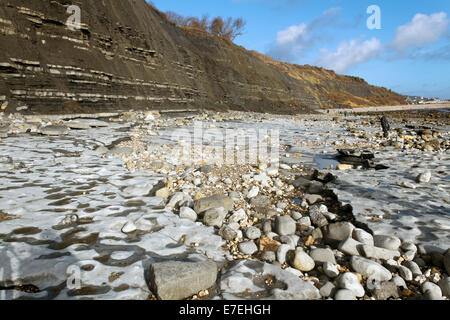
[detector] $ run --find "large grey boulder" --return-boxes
[148,260,217,300]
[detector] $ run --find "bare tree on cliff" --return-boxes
[209,17,246,41]
[165,11,246,41]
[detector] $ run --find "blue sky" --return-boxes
[150,0,450,99]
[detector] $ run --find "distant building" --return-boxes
[404,95,442,105]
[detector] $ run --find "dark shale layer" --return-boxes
[0,0,406,114]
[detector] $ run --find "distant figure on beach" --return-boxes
[381,116,390,138]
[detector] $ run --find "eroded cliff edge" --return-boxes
[0,0,406,114]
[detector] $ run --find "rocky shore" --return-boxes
[0,109,449,300]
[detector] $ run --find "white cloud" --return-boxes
[276,23,308,46]
[391,12,449,53]
[317,38,382,73]
[268,7,342,61]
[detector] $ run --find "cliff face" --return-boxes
[0,0,406,114]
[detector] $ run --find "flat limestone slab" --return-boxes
[149,260,218,300]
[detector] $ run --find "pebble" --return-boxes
[149,260,217,300]
[57,214,78,227]
[238,241,258,256]
[421,281,444,300]
[324,222,355,244]
[403,250,416,261]
[413,257,427,268]
[431,252,444,267]
[399,181,417,189]
[247,186,260,199]
[168,192,188,208]
[261,251,276,263]
[400,242,417,253]
[323,262,340,278]
[360,245,400,260]
[291,176,311,188]
[276,244,291,265]
[250,194,271,208]
[291,211,303,220]
[338,238,363,256]
[421,281,442,297]
[199,165,213,174]
[373,235,402,251]
[304,194,323,205]
[121,221,137,234]
[219,225,238,241]
[194,194,233,214]
[404,261,422,277]
[155,187,170,199]
[279,235,299,249]
[245,226,262,240]
[352,228,374,246]
[319,282,337,298]
[438,277,450,298]
[263,221,272,234]
[229,208,248,223]
[370,281,400,300]
[275,216,297,236]
[391,276,407,290]
[308,205,328,228]
[322,211,337,221]
[337,164,353,171]
[444,250,450,275]
[309,248,336,265]
[397,265,413,281]
[266,232,279,240]
[334,289,357,300]
[298,217,312,228]
[416,171,431,183]
[423,290,444,300]
[307,181,324,194]
[203,207,227,228]
[350,256,392,282]
[179,207,197,222]
[338,273,365,298]
[288,249,315,272]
